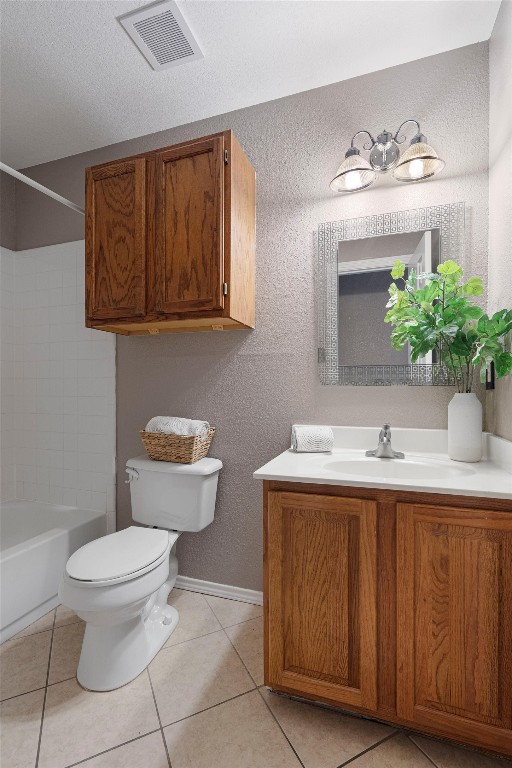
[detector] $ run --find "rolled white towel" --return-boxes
[145,416,210,438]
[291,425,334,453]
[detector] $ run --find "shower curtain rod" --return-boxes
[0,161,85,215]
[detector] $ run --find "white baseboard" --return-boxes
[175,575,263,606]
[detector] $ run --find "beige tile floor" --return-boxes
[1,589,512,768]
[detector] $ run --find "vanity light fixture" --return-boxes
[330,120,445,193]
[329,146,377,193]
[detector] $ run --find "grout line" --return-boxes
[408,735,449,768]
[5,609,57,645]
[256,687,307,768]
[160,626,223,651]
[3,625,54,647]
[160,688,255,730]
[201,590,262,631]
[61,728,162,768]
[202,594,231,626]
[34,620,56,768]
[337,731,399,767]
[221,626,260,688]
[13,628,50,640]
[410,732,512,767]
[53,619,83,631]
[199,594,226,627]
[221,619,305,767]
[13,628,54,640]
[220,613,264,631]
[158,729,172,768]
[47,674,77,688]
[0,685,47,703]
[9,627,54,642]
[146,668,172,768]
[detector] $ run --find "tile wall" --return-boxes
[0,247,16,501]
[0,241,116,525]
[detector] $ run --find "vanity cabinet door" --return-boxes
[397,502,512,755]
[266,491,378,711]
[150,136,225,315]
[85,158,146,323]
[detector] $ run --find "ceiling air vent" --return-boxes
[118,0,203,71]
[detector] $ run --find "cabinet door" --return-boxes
[152,136,225,314]
[85,159,146,321]
[397,503,512,753]
[266,492,378,710]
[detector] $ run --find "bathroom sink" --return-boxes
[254,427,512,499]
[324,457,475,481]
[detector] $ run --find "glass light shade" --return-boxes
[330,154,377,193]
[392,141,445,182]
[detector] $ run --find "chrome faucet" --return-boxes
[365,424,404,459]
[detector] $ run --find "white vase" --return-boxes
[448,393,483,462]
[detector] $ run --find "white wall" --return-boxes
[1,240,116,528]
[1,247,16,501]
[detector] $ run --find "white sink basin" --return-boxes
[324,457,475,481]
[254,427,512,499]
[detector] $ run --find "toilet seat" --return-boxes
[66,526,177,586]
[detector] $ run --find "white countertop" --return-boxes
[253,427,512,500]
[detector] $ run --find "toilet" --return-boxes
[59,454,222,692]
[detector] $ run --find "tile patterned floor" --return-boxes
[1,589,511,768]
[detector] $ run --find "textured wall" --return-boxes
[116,44,490,591]
[0,171,16,250]
[487,0,512,441]
[12,43,490,590]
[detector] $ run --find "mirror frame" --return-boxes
[318,202,465,386]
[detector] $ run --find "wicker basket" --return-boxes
[140,427,215,464]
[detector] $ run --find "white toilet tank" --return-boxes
[126,455,222,532]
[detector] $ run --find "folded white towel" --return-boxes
[145,416,210,438]
[291,425,334,453]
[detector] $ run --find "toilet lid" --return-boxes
[66,527,171,582]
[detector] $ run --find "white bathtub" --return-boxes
[0,500,106,643]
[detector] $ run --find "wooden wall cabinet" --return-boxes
[263,481,512,757]
[85,131,255,335]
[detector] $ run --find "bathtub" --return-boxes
[0,500,106,643]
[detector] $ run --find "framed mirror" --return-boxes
[318,203,465,385]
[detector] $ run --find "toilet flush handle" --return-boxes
[125,468,139,484]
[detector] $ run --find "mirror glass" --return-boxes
[338,230,439,366]
[318,203,465,385]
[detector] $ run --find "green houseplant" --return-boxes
[385,259,512,461]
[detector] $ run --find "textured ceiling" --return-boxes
[0,0,501,169]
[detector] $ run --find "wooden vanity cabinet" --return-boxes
[266,491,378,710]
[397,502,512,749]
[85,130,255,335]
[263,482,512,757]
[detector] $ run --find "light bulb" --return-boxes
[408,158,425,179]
[344,170,363,191]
